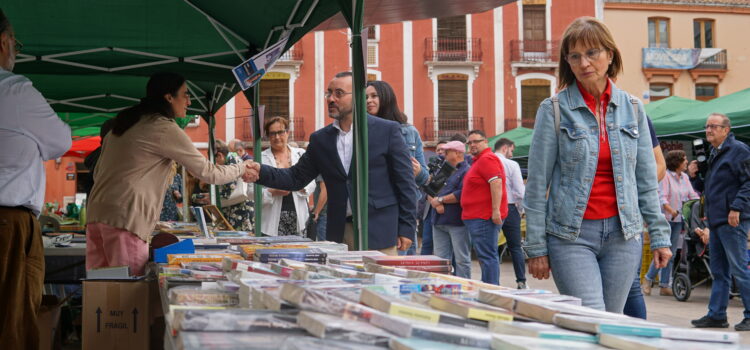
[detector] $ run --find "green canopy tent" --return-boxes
[6,0,515,247]
[644,96,705,121]
[488,127,533,158]
[650,88,750,142]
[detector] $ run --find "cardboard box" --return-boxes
[38,295,62,350]
[83,280,151,350]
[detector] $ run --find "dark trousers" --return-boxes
[420,209,434,255]
[501,204,526,283]
[0,207,44,350]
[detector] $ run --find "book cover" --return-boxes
[297,311,393,346]
[478,289,581,311]
[388,337,486,350]
[173,309,300,332]
[491,334,608,350]
[597,334,741,350]
[280,283,378,322]
[489,321,598,343]
[513,295,634,324]
[369,312,492,348]
[362,255,451,266]
[428,294,513,322]
[552,314,668,336]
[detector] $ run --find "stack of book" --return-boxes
[362,255,452,274]
[253,248,327,264]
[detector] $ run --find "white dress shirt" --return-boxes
[333,120,354,216]
[0,68,71,215]
[496,152,525,205]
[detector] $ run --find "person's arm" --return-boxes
[489,178,504,225]
[411,127,430,186]
[510,161,525,202]
[17,81,72,160]
[387,124,419,248]
[313,181,327,221]
[653,145,666,181]
[293,148,317,198]
[635,101,672,268]
[729,155,750,227]
[161,122,244,184]
[256,136,321,191]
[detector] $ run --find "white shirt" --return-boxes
[333,120,354,216]
[0,68,71,215]
[496,152,525,205]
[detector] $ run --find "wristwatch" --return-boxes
[437,196,444,204]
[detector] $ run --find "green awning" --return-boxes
[488,127,533,158]
[645,96,704,121]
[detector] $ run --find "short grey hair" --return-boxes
[709,112,731,128]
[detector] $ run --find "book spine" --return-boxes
[538,333,598,343]
[387,303,441,324]
[466,308,513,322]
[437,314,488,329]
[598,324,662,338]
[365,259,451,266]
[410,327,492,348]
[660,328,738,343]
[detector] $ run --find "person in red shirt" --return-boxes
[461,130,508,285]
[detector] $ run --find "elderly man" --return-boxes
[689,113,750,331]
[0,9,72,349]
[229,138,252,161]
[494,138,527,289]
[429,141,471,278]
[247,72,417,254]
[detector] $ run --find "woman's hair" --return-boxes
[558,17,623,89]
[665,150,686,172]
[263,116,289,135]
[111,72,186,136]
[366,80,407,124]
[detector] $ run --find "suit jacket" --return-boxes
[257,115,417,249]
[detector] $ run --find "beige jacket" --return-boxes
[87,114,244,242]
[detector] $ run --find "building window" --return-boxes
[649,83,672,101]
[367,25,379,67]
[694,19,714,48]
[438,74,469,137]
[695,83,717,101]
[648,17,670,48]
[437,15,466,39]
[523,4,546,42]
[259,77,290,119]
[521,79,551,128]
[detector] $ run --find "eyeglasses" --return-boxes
[324,89,352,99]
[467,139,486,145]
[14,39,22,54]
[565,48,605,65]
[705,124,727,130]
[267,130,288,138]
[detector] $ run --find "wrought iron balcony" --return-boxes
[424,37,482,62]
[422,117,484,142]
[510,40,560,63]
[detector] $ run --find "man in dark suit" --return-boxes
[247,72,417,254]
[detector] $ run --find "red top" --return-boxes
[577,80,618,220]
[461,148,508,221]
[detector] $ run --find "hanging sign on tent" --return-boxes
[233,36,290,91]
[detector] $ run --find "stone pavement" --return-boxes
[474,261,750,344]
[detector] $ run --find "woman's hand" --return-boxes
[695,227,710,245]
[652,247,673,269]
[411,157,421,177]
[527,256,551,280]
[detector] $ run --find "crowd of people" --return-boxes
[3,8,750,348]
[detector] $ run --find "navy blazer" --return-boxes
[257,115,417,250]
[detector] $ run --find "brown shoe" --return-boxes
[641,282,652,296]
[660,287,673,296]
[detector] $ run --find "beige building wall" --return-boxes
[604,4,750,102]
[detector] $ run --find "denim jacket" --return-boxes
[400,124,429,186]
[522,82,671,258]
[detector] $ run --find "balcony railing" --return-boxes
[241,116,305,142]
[642,48,727,70]
[278,45,303,61]
[510,40,560,63]
[424,37,482,62]
[422,117,484,142]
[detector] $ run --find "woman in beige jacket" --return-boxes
[86,72,253,276]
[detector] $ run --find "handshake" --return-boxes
[241,160,261,183]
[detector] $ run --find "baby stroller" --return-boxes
[671,198,712,301]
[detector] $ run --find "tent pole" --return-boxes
[242,85,263,237]
[349,0,368,250]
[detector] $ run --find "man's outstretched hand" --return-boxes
[242,160,261,183]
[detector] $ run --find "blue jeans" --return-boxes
[645,221,682,287]
[623,263,647,319]
[316,213,327,241]
[548,215,641,312]
[464,218,501,285]
[707,220,750,320]
[420,210,434,255]
[502,204,526,283]
[433,224,471,278]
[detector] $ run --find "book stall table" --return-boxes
[149,235,740,350]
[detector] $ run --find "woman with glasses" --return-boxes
[523,17,672,312]
[86,72,256,276]
[366,80,428,255]
[643,150,699,296]
[257,116,315,236]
